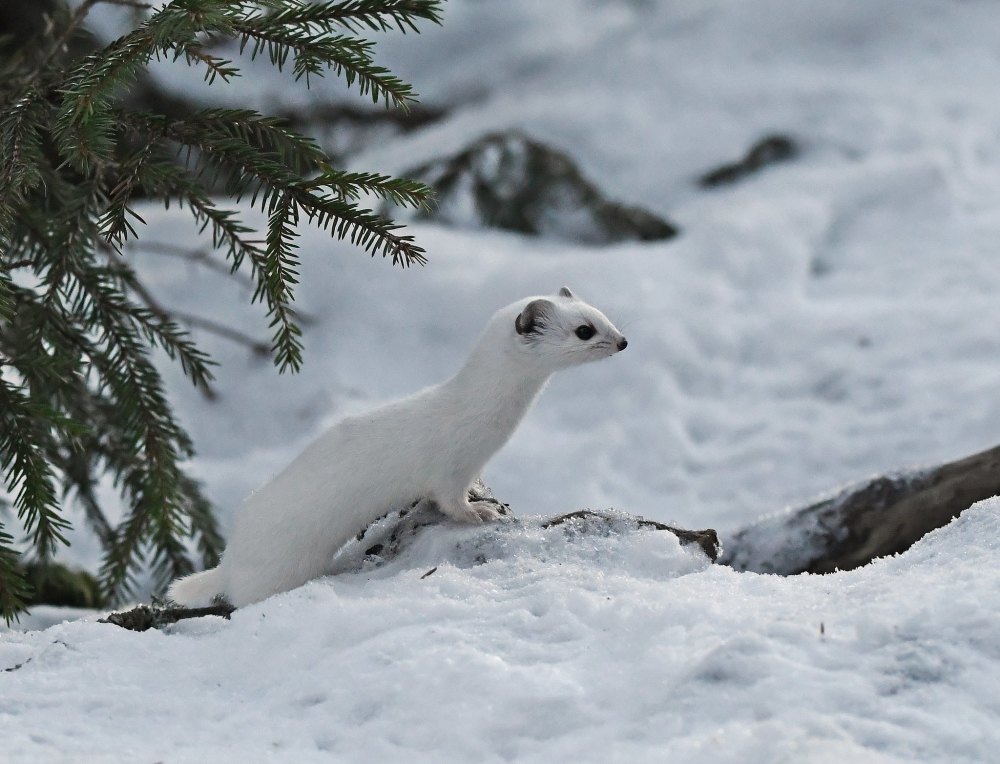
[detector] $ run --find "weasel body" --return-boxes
[168,288,627,607]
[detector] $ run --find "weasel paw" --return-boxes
[469,501,504,522]
[440,500,503,524]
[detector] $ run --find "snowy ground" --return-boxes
[4,0,1000,760]
[3,503,999,762]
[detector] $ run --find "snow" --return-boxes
[3,502,999,762]
[6,0,1000,760]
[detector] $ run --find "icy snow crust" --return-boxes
[5,0,1000,760]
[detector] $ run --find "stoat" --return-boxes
[168,287,627,607]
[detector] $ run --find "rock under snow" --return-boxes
[392,130,678,244]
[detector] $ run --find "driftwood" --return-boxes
[722,443,1000,574]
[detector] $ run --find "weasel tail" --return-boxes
[167,568,225,608]
[168,287,628,608]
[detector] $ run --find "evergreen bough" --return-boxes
[0,0,442,622]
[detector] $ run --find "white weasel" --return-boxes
[168,287,628,607]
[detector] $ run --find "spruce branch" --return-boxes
[54,447,116,550]
[100,246,221,397]
[0,0,442,619]
[0,380,74,559]
[307,168,432,209]
[186,108,328,174]
[305,0,444,35]
[0,93,47,231]
[39,0,103,74]
[0,526,30,624]
[232,23,414,102]
[263,193,305,372]
[286,186,428,266]
[112,150,305,370]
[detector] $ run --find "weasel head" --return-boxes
[510,286,627,372]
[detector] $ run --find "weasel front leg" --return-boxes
[435,493,504,524]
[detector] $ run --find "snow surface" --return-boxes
[5,0,1000,760]
[3,502,999,762]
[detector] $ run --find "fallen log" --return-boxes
[721,443,1000,574]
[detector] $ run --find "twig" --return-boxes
[39,0,101,72]
[130,240,255,287]
[99,603,235,632]
[170,310,271,357]
[128,241,317,325]
[2,258,35,271]
[105,261,220,400]
[100,0,153,8]
[101,245,274,394]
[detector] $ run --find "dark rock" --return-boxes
[699,134,799,188]
[722,443,1000,574]
[395,130,678,244]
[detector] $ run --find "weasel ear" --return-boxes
[558,286,575,299]
[515,299,553,335]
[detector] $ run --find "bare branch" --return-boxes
[170,310,271,358]
[130,240,251,282]
[127,241,317,325]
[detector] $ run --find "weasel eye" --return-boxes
[575,325,596,341]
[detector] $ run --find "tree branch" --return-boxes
[39,0,101,73]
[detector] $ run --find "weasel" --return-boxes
[168,287,628,607]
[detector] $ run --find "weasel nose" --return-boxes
[617,338,628,351]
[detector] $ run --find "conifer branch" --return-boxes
[0,93,47,230]
[263,193,305,372]
[307,168,432,208]
[116,151,306,370]
[0,0,441,621]
[233,24,414,102]
[308,0,444,34]
[39,0,103,74]
[0,380,74,558]
[0,526,30,624]
[55,447,116,549]
[287,187,428,266]
[179,474,224,568]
